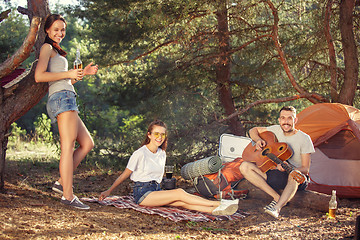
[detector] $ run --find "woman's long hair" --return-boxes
[43,14,67,57]
[141,120,168,151]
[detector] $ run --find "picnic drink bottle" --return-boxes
[74,48,82,69]
[73,48,82,80]
[328,190,337,218]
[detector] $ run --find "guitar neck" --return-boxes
[265,152,293,174]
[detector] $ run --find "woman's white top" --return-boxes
[47,53,75,96]
[126,145,166,183]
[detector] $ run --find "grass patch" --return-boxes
[6,140,59,163]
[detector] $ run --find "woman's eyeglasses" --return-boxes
[152,132,167,139]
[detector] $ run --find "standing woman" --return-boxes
[35,14,98,209]
[99,120,239,215]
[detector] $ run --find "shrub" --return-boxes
[34,113,53,143]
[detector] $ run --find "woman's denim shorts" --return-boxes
[47,90,78,124]
[133,181,161,204]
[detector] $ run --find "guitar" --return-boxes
[242,131,306,184]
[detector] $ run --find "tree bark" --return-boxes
[338,0,358,105]
[0,9,11,23]
[0,128,9,192]
[0,0,50,191]
[215,1,245,136]
[324,0,339,102]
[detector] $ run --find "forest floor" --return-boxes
[0,158,359,240]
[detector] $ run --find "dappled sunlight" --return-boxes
[6,140,59,162]
[0,161,359,239]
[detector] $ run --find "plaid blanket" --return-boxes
[0,69,27,88]
[81,195,248,222]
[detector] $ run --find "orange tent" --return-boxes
[297,103,360,198]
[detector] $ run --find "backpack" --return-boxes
[192,158,248,199]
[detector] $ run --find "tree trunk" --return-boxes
[215,1,245,136]
[324,0,339,102]
[0,125,9,192]
[0,0,50,191]
[338,0,358,105]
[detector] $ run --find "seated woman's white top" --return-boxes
[126,145,166,183]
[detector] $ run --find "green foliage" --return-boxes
[3,0,360,170]
[0,7,29,63]
[68,0,338,167]
[7,123,58,166]
[6,139,59,170]
[8,122,26,144]
[34,113,53,143]
[82,111,147,169]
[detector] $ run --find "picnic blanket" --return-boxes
[0,60,37,88]
[81,195,248,222]
[0,68,28,88]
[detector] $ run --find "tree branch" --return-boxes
[227,34,272,55]
[17,6,32,18]
[265,0,328,104]
[0,16,41,79]
[105,40,176,67]
[308,60,345,76]
[218,94,309,123]
[0,9,11,23]
[103,10,212,68]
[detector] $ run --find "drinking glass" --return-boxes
[165,165,174,179]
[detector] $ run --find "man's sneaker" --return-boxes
[212,202,238,216]
[264,205,279,218]
[52,181,63,194]
[264,200,277,210]
[61,196,90,210]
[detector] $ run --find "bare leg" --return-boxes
[168,201,216,213]
[58,116,94,186]
[73,116,94,168]
[239,161,280,202]
[274,175,299,211]
[140,188,220,213]
[57,111,79,200]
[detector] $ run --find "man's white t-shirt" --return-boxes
[126,145,166,183]
[266,125,315,168]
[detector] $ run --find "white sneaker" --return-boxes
[212,202,238,215]
[264,205,280,218]
[263,200,277,210]
[220,198,239,206]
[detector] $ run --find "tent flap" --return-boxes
[297,103,360,198]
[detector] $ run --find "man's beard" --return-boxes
[281,124,294,133]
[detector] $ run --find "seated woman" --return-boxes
[99,120,239,215]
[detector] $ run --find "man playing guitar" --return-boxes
[240,106,315,218]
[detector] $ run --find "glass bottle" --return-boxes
[328,190,337,218]
[74,48,82,69]
[73,48,82,81]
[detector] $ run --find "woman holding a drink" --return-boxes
[35,14,98,209]
[99,120,239,215]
